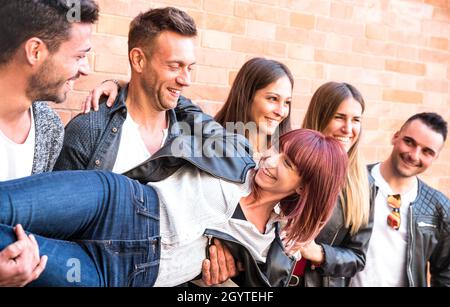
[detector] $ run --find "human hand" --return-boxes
[82,79,120,113]
[0,225,48,287]
[202,239,243,286]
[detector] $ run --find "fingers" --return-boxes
[14,225,28,242]
[91,89,103,112]
[208,245,220,285]
[0,240,25,260]
[28,234,41,266]
[31,255,48,282]
[214,239,228,282]
[82,91,93,114]
[105,86,118,107]
[201,259,212,286]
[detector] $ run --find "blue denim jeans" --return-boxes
[0,171,160,287]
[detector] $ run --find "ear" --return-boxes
[391,131,400,146]
[295,186,303,195]
[129,48,147,73]
[24,38,49,66]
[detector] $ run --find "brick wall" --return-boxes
[54,0,450,197]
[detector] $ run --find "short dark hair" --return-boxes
[402,112,448,142]
[128,7,197,56]
[0,0,99,65]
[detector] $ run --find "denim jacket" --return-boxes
[54,85,255,183]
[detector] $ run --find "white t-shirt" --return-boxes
[150,166,277,287]
[0,109,35,181]
[112,114,168,174]
[351,163,418,287]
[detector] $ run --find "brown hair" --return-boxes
[215,58,293,141]
[302,82,370,235]
[277,129,348,244]
[0,0,99,65]
[128,7,197,56]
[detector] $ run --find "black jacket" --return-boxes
[367,164,450,287]
[301,177,376,287]
[55,85,255,183]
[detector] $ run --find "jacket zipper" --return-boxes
[408,205,415,287]
[204,233,272,286]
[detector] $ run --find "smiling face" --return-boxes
[322,97,362,153]
[389,119,444,178]
[140,31,196,111]
[254,147,301,198]
[27,23,92,103]
[250,76,292,137]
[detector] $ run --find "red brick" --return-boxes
[195,49,246,69]
[203,0,235,15]
[95,54,130,75]
[429,37,449,50]
[365,24,387,41]
[330,2,353,19]
[276,27,326,47]
[353,39,396,57]
[383,89,423,104]
[196,66,228,85]
[97,14,131,36]
[290,13,315,30]
[315,50,363,67]
[204,13,245,34]
[235,1,290,25]
[285,0,330,16]
[417,79,449,93]
[385,60,426,76]
[420,49,450,64]
[317,17,365,38]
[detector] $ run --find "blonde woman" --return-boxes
[290,82,375,287]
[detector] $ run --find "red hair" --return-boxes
[277,129,348,244]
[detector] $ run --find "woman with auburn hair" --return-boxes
[288,81,375,287]
[0,129,347,287]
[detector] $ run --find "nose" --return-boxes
[341,119,352,134]
[273,102,288,119]
[176,68,192,87]
[79,57,90,76]
[262,153,280,169]
[408,147,421,162]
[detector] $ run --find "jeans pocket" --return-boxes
[89,237,160,287]
[127,260,160,287]
[128,179,159,219]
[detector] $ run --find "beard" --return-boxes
[26,57,72,104]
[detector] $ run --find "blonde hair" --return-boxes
[302,82,370,234]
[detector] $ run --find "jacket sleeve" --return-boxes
[318,183,376,278]
[430,201,450,287]
[53,113,95,171]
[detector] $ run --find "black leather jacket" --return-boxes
[301,178,377,287]
[55,85,255,183]
[367,164,450,287]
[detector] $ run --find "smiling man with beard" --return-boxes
[0,0,99,286]
[351,112,450,287]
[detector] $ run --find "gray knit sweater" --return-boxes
[31,101,64,174]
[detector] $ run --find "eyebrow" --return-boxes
[167,60,197,66]
[266,92,292,99]
[78,47,92,53]
[335,113,361,117]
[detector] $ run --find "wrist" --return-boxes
[312,244,325,266]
